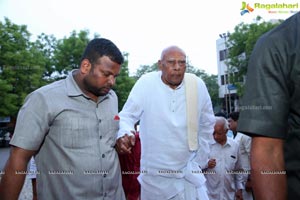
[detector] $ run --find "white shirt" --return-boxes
[234,132,251,171]
[118,71,215,199]
[234,132,253,200]
[204,137,245,200]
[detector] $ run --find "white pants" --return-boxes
[141,180,208,200]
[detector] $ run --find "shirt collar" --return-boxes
[65,70,111,101]
[66,70,84,97]
[211,137,233,147]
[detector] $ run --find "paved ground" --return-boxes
[0,147,10,170]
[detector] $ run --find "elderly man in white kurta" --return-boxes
[116,46,215,200]
[204,117,245,200]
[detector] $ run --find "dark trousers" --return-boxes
[287,170,300,199]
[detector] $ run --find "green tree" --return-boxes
[134,63,159,79]
[53,30,90,76]
[0,18,46,117]
[227,16,282,95]
[113,53,136,111]
[35,33,57,79]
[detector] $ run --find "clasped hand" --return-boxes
[116,132,136,154]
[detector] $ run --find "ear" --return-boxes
[158,60,163,70]
[80,59,91,74]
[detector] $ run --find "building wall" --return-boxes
[216,37,238,113]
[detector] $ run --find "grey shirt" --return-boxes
[11,71,125,199]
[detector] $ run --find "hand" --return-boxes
[245,179,252,192]
[235,189,243,200]
[116,133,135,154]
[207,158,216,169]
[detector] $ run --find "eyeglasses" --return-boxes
[165,59,186,68]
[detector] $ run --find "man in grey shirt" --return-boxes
[0,38,125,200]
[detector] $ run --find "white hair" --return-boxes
[215,116,229,130]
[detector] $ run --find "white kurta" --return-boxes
[118,71,215,199]
[234,132,253,200]
[204,137,246,200]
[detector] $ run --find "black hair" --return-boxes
[228,112,239,121]
[215,112,227,119]
[81,38,124,65]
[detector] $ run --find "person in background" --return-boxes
[215,112,233,138]
[118,122,141,200]
[238,12,300,200]
[228,112,253,200]
[204,116,245,200]
[0,38,125,200]
[116,45,215,200]
[27,157,37,200]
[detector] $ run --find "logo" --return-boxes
[240,2,255,15]
[240,2,299,16]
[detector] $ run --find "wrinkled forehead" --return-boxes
[161,46,186,60]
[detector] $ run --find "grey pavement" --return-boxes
[0,147,10,170]
[0,147,33,200]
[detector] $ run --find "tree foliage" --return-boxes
[113,53,136,111]
[227,16,282,96]
[0,18,46,116]
[0,17,220,118]
[35,33,57,79]
[134,63,159,79]
[54,30,90,76]
[0,17,135,117]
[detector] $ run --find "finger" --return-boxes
[130,135,135,146]
[116,137,130,151]
[119,141,132,154]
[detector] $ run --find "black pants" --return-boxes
[287,170,300,199]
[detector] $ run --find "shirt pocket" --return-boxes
[58,117,93,149]
[225,154,237,171]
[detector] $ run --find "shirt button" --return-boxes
[103,174,107,178]
[102,154,105,158]
[99,136,102,139]
[98,119,101,123]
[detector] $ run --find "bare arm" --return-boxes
[0,146,36,200]
[251,136,286,200]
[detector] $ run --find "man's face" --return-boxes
[83,56,120,96]
[213,123,228,144]
[228,118,238,132]
[159,49,186,89]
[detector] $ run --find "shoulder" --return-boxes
[139,71,160,81]
[227,137,239,148]
[134,71,161,88]
[184,73,208,91]
[256,13,299,53]
[26,79,65,101]
[237,132,251,140]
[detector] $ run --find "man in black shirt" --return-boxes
[238,12,300,200]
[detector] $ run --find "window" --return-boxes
[219,49,229,61]
[221,74,228,85]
